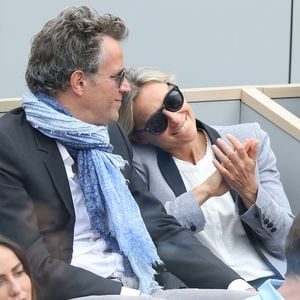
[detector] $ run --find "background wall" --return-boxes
[0,1,299,211]
[0,0,298,98]
[291,0,300,82]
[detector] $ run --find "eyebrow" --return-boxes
[0,262,22,278]
[12,262,23,272]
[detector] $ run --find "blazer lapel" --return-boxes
[157,148,186,197]
[33,128,74,215]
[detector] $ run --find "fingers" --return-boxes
[212,157,229,176]
[212,134,258,202]
[226,134,248,160]
[214,134,259,160]
[212,135,244,167]
[212,134,259,175]
[247,139,259,160]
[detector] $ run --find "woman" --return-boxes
[118,67,294,288]
[0,235,35,300]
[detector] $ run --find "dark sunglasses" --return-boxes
[134,84,184,135]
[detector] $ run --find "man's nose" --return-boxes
[120,77,131,93]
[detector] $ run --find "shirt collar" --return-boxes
[57,142,76,179]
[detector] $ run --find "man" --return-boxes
[0,6,255,300]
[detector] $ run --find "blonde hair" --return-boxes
[119,67,175,135]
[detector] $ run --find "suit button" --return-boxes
[190,224,196,232]
[263,218,269,224]
[271,227,277,232]
[267,222,273,228]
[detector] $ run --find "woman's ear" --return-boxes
[70,70,86,96]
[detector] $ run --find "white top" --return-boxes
[173,135,274,281]
[57,143,140,295]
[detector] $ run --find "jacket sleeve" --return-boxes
[237,123,294,256]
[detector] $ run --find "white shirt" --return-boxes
[173,134,274,282]
[57,143,140,296]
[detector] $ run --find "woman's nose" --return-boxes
[162,109,182,126]
[8,278,22,297]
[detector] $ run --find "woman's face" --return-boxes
[133,82,198,153]
[0,245,32,300]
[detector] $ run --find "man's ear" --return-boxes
[70,70,86,96]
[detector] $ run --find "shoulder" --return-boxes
[212,122,266,140]
[0,107,26,132]
[109,123,133,161]
[132,142,158,158]
[131,142,159,167]
[0,108,39,145]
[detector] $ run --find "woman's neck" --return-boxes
[278,276,300,300]
[171,130,207,165]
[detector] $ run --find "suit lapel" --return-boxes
[157,148,186,197]
[33,128,75,215]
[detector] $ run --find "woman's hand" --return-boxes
[211,134,259,208]
[192,169,230,205]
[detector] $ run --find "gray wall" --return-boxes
[0,0,297,98]
[0,1,299,211]
[275,98,300,118]
[292,0,300,82]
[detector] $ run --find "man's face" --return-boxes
[76,36,131,125]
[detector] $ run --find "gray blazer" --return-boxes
[132,121,294,278]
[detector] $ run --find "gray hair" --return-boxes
[119,67,175,135]
[25,6,128,94]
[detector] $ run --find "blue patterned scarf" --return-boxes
[22,91,161,294]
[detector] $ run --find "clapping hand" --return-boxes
[211,134,259,208]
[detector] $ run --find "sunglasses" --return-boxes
[110,68,127,88]
[97,68,127,88]
[134,85,184,135]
